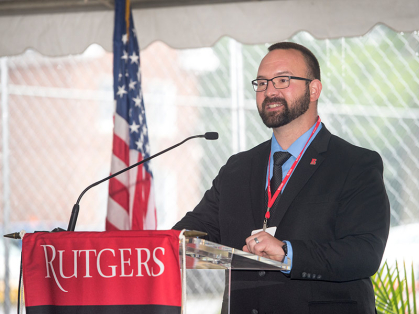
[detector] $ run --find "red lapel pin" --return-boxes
[310,158,317,165]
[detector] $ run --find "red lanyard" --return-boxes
[263,116,321,231]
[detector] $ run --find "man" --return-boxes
[173,42,390,314]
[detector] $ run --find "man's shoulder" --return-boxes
[317,125,379,156]
[325,132,383,168]
[330,133,378,155]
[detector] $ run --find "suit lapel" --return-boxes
[250,141,270,230]
[269,125,331,228]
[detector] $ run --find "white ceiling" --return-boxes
[0,0,255,15]
[0,0,418,57]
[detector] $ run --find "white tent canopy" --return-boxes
[1,0,419,57]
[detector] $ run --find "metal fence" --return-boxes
[1,24,419,313]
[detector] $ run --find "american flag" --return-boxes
[106,0,157,230]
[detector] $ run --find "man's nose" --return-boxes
[265,80,281,97]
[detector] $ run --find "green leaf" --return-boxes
[372,260,418,314]
[411,263,417,314]
[404,261,412,314]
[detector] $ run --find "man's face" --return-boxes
[256,49,312,128]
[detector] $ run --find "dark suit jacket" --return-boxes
[173,124,390,314]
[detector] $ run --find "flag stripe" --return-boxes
[131,165,151,230]
[105,219,119,231]
[111,134,129,167]
[144,176,157,230]
[108,177,129,211]
[128,150,140,229]
[107,197,130,230]
[114,113,130,144]
[110,154,129,186]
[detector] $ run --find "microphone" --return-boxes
[204,132,218,140]
[67,132,219,231]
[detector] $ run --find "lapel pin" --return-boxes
[310,158,317,165]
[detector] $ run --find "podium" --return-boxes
[20,230,290,314]
[180,236,291,314]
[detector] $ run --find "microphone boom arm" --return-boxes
[67,132,218,231]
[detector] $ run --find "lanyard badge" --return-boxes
[263,116,321,231]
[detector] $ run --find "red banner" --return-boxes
[22,230,181,314]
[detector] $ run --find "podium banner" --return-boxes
[22,230,181,314]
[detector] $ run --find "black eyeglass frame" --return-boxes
[251,75,313,92]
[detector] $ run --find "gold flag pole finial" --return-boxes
[4,232,21,239]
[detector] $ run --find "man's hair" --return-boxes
[268,42,321,81]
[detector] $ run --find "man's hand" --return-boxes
[243,231,286,262]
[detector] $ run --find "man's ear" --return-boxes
[309,79,322,102]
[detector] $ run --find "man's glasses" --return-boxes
[251,75,312,92]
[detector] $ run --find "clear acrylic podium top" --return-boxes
[180,237,291,271]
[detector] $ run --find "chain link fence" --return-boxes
[1,24,419,312]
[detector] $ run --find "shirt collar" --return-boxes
[270,121,323,158]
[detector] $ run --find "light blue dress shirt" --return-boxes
[265,121,322,272]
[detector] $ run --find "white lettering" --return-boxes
[136,248,151,276]
[119,248,134,277]
[78,250,97,278]
[59,250,78,279]
[152,247,165,276]
[97,249,116,278]
[40,244,168,293]
[41,245,67,292]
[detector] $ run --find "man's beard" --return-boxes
[258,87,310,128]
